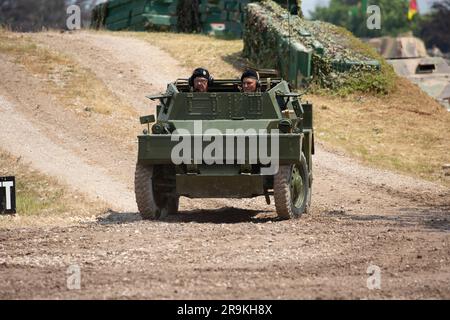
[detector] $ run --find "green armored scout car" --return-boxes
[135,77,314,220]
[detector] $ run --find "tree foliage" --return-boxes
[418,0,450,53]
[0,0,98,31]
[0,0,67,31]
[311,0,416,38]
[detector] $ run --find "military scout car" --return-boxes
[135,77,314,220]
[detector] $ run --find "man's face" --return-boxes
[193,77,208,92]
[242,77,257,92]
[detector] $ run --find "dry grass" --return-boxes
[307,77,450,186]
[0,149,107,228]
[0,30,134,116]
[119,31,247,78]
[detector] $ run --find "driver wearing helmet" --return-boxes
[189,67,212,92]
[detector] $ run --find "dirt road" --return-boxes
[0,31,448,299]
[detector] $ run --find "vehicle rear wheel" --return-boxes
[274,154,310,219]
[134,164,179,220]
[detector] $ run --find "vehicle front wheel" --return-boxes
[134,164,179,220]
[273,154,310,219]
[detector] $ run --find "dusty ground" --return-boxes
[0,31,449,299]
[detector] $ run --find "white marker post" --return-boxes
[0,176,16,214]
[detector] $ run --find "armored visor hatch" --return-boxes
[135,77,314,220]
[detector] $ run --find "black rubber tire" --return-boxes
[134,164,179,220]
[305,184,312,214]
[167,196,180,215]
[274,154,310,219]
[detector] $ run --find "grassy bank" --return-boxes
[307,77,450,186]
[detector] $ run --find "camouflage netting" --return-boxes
[244,0,395,94]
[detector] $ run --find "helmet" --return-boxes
[241,69,261,88]
[188,67,214,87]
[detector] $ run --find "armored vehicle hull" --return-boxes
[368,36,450,110]
[135,78,314,219]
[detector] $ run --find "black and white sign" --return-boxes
[0,176,16,214]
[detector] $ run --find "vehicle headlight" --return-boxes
[151,123,164,134]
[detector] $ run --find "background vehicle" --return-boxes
[368,35,450,111]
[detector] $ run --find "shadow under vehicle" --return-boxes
[135,76,314,220]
